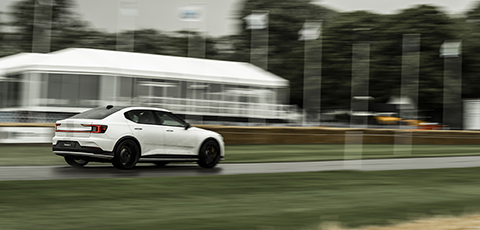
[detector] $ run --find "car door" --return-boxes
[154,111,196,155]
[125,110,165,156]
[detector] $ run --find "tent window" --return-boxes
[3,74,20,108]
[46,74,100,107]
[165,80,179,98]
[119,77,134,99]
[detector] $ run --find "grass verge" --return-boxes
[1,168,480,230]
[1,144,480,166]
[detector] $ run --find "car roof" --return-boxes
[65,106,173,121]
[119,106,171,113]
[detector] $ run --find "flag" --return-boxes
[440,40,462,57]
[298,21,322,41]
[178,5,203,22]
[119,1,138,16]
[243,13,268,30]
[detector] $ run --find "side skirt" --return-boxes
[138,154,199,163]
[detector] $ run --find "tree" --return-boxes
[462,1,480,101]
[321,11,385,111]
[295,5,461,121]
[374,5,460,121]
[9,0,91,53]
[236,0,337,107]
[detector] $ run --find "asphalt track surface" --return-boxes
[1,156,480,181]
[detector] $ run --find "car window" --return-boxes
[125,110,156,125]
[154,111,185,127]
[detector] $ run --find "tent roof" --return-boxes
[0,48,288,87]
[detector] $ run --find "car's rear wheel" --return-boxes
[64,156,89,168]
[112,140,139,170]
[197,140,221,168]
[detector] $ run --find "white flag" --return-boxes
[178,5,203,22]
[440,40,462,57]
[298,21,322,41]
[243,13,268,30]
[119,1,138,16]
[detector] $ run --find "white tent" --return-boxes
[0,48,288,88]
[0,48,293,121]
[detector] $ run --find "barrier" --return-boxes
[1,123,480,145]
[0,124,55,144]
[195,125,480,145]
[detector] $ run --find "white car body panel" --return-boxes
[126,121,166,156]
[164,126,197,155]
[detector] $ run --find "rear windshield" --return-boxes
[69,106,127,120]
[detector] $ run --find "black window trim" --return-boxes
[153,111,188,128]
[124,109,188,127]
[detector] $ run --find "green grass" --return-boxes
[226,144,480,163]
[1,144,480,166]
[1,168,480,229]
[0,144,65,166]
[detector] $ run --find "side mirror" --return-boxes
[185,123,191,130]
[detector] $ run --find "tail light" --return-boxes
[82,124,108,133]
[55,124,108,133]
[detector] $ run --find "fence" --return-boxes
[1,123,480,145]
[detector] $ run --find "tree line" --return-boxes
[2,0,480,122]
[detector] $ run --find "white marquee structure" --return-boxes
[0,48,296,123]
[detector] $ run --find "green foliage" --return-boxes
[2,168,480,229]
[373,5,459,116]
[237,0,337,106]
[5,0,480,121]
[8,0,88,52]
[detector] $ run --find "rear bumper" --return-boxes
[54,151,114,160]
[53,141,114,160]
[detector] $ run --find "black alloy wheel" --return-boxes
[197,140,221,168]
[64,156,89,168]
[112,140,140,170]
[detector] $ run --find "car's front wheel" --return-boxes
[112,140,140,170]
[64,156,89,168]
[197,140,221,168]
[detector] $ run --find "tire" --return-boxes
[64,156,89,168]
[112,140,140,170]
[197,140,221,168]
[154,162,169,167]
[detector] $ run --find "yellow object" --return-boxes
[402,119,424,126]
[375,116,402,124]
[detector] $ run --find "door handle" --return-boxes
[134,128,142,130]
[166,130,173,132]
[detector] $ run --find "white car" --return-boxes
[52,105,224,169]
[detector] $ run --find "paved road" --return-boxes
[1,156,480,181]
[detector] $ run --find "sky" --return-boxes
[0,0,478,37]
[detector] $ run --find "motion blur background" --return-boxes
[2,0,480,142]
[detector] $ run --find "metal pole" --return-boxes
[116,0,137,52]
[302,21,322,126]
[394,34,420,156]
[32,0,53,53]
[442,52,462,129]
[249,11,269,70]
[350,28,370,128]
